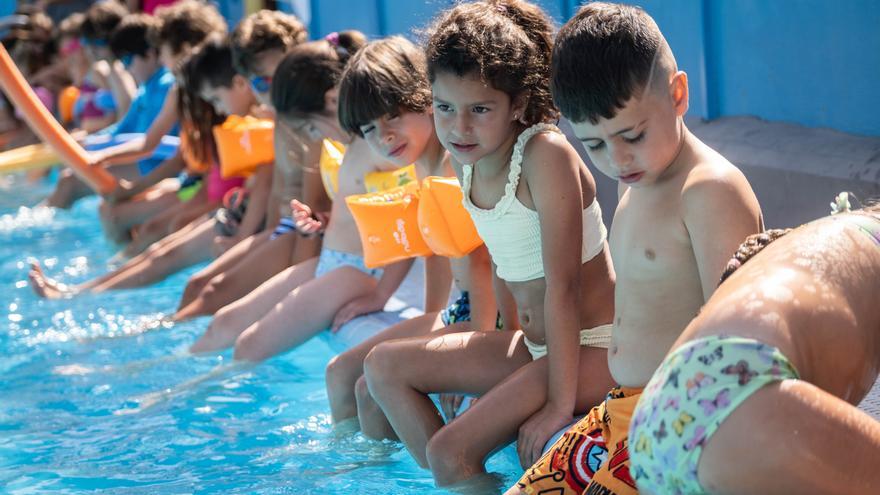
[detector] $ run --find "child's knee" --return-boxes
[326,351,360,388]
[362,342,399,392]
[353,375,375,408]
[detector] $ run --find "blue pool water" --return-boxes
[0,175,521,494]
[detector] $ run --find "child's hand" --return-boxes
[517,404,573,469]
[291,199,326,237]
[330,293,385,332]
[439,393,467,421]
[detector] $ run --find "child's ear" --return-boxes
[512,93,529,123]
[324,87,339,112]
[669,70,689,117]
[232,73,249,91]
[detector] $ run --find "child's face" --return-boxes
[359,110,435,167]
[431,71,525,165]
[200,75,254,116]
[570,74,688,188]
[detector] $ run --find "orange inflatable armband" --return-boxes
[213,115,274,179]
[0,44,115,194]
[417,176,483,257]
[363,163,417,193]
[345,182,433,268]
[319,139,345,200]
[57,86,80,124]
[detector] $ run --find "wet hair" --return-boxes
[270,30,366,120]
[109,14,160,59]
[337,36,432,136]
[7,9,55,76]
[551,2,675,124]
[81,0,128,43]
[177,35,229,167]
[58,13,85,40]
[425,0,557,126]
[150,0,227,59]
[230,10,307,76]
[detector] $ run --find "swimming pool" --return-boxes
[0,175,522,494]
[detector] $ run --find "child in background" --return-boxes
[188,33,413,363]
[511,4,762,494]
[94,1,228,251]
[364,1,616,487]
[29,38,269,298]
[45,13,175,209]
[56,13,117,133]
[630,207,880,495]
[78,0,136,119]
[324,36,501,440]
[170,10,318,322]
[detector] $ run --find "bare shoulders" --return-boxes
[680,143,756,215]
[521,128,594,203]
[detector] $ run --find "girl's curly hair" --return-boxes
[424,0,558,125]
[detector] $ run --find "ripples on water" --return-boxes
[0,175,520,494]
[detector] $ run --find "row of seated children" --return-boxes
[22,1,880,493]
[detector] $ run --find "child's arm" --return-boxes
[103,59,136,117]
[466,246,503,331]
[682,167,763,300]
[214,163,273,254]
[424,255,453,314]
[330,257,416,332]
[518,135,588,466]
[106,151,186,203]
[92,85,179,167]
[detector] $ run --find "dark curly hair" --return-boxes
[424,0,558,126]
[271,30,366,120]
[231,10,307,76]
[150,0,227,60]
[719,229,792,285]
[338,36,432,137]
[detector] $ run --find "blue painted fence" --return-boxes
[294,0,880,137]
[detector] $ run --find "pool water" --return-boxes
[0,175,521,494]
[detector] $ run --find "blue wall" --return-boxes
[224,0,880,136]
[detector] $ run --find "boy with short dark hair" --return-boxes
[510,3,763,494]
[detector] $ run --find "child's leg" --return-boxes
[176,230,272,310]
[99,186,179,244]
[124,196,215,258]
[426,345,613,486]
[87,218,216,292]
[44,169,92,209]
[232,266,380,362]
[190,257,319,354]
[697,380,880,495]
[325,312,445,423]
[174,232,297,321]
[363,330,533,469]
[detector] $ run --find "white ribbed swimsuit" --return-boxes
[460,123,607,283]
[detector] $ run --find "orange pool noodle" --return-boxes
[319,139,345,200]
[417,176,483,258]
[213,115,274,179]
[57,86,80,124]
[0,44,115,194]
[346,182,433,268]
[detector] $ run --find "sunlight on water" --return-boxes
[0,176,522,494]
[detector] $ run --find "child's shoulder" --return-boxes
[520,125,581,173]
[679,136,760,225]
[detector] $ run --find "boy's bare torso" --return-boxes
[609,137,760,387]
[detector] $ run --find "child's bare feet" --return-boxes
[28,261,72,299]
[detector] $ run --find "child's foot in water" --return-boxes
[28,261,73,299]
